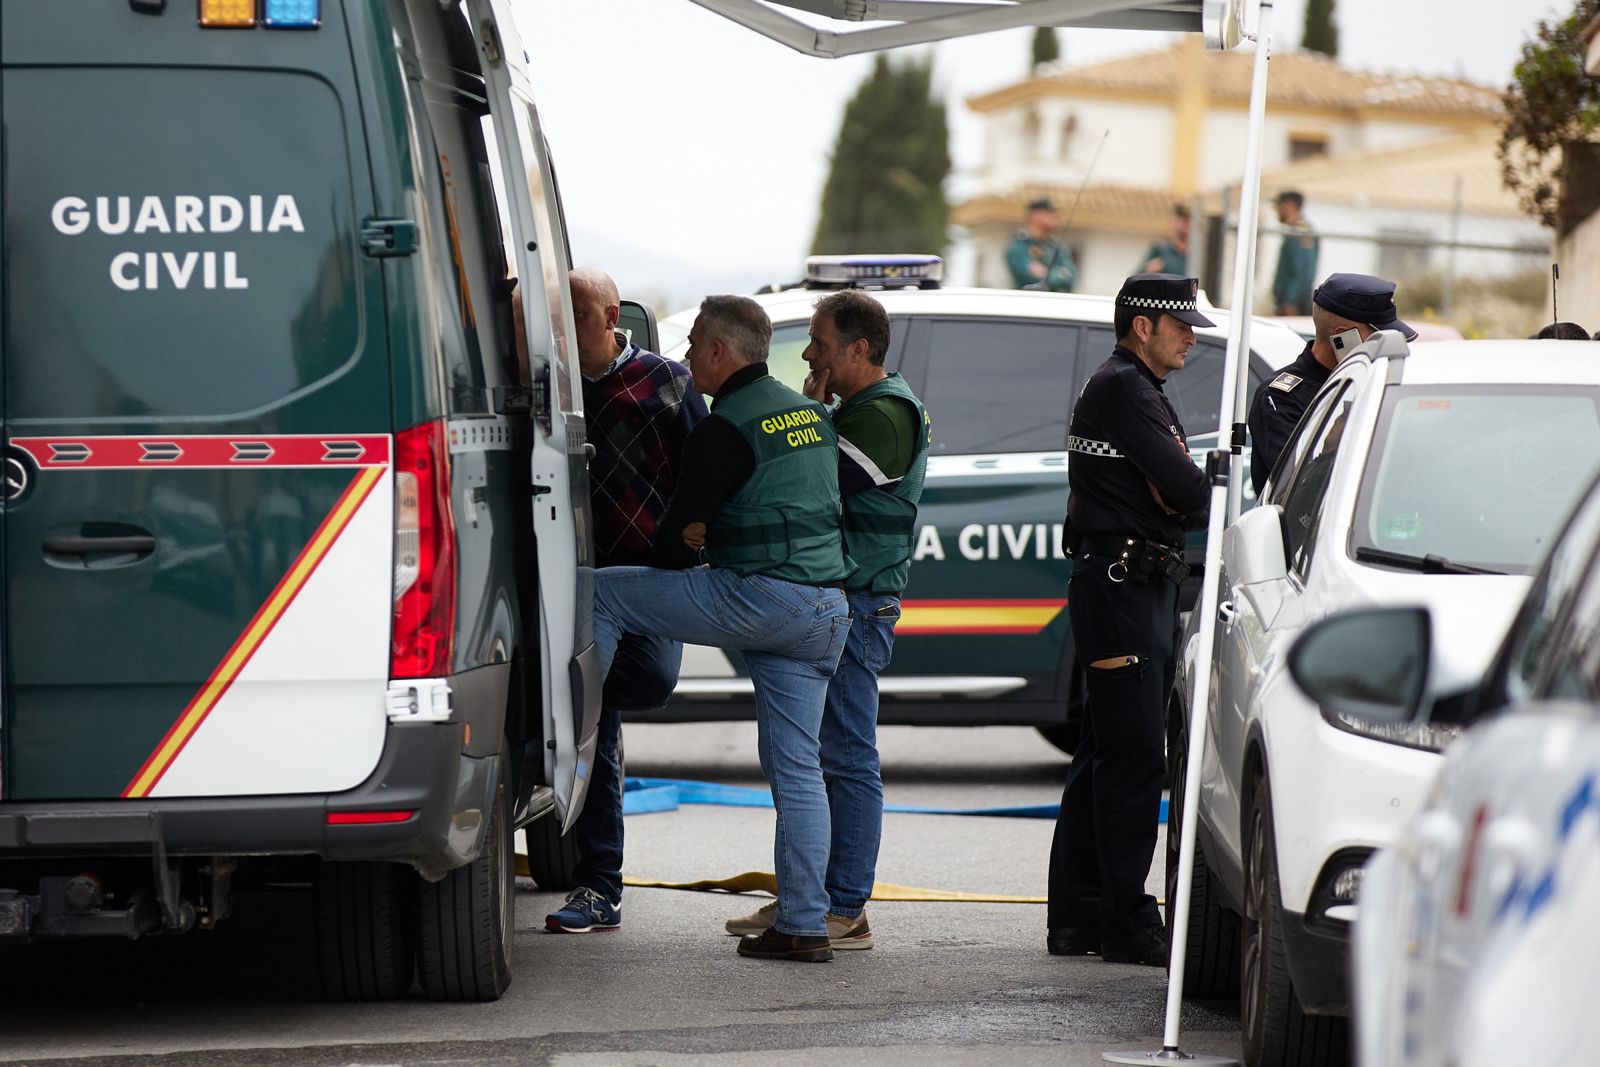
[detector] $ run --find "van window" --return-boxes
[5,69,366,421]
[920,319,1079,454]
[1166,339,1230,437]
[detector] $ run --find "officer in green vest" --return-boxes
[1006,197,1077,292]
[589,294,852,963]
[1272,190,1319,315]
[723,289,930,954]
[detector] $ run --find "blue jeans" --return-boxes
[593,566,850,937]
[571,630,682,904]
[821,591,900,918]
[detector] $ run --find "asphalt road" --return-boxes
[0,724,1244,1064]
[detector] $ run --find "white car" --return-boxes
[642,260,1305,750]
[1169,335,1600,1066]
[1292,465,1600,1067]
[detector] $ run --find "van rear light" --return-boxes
[198,0,255,27]
[327,810,414,826]
[391,420,456,678]
[262,0,321,27]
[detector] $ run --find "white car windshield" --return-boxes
[1353,386,1600,575]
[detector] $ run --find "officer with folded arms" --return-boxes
[1047,273,1213,966]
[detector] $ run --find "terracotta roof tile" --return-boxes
[952,184,1177,230]
[1256,129,1526,215]
[971,41,1503,118]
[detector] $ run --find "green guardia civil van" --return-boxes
[0,0,601,1001]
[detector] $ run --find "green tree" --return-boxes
[1301,0,1339,57]
[812,54,951,255]
[1499,0,1600,228]
[1031,27,1060,69]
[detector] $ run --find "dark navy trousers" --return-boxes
[570,631,681,903]
[1047,553,1179,939]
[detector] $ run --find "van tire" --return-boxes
[524,813,580,891]
[417,753,514,1002]
[313,861,417,1001]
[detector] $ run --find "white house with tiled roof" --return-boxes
[954,36,1521,300]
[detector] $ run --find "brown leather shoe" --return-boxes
[737,927,834,962]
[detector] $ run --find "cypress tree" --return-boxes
[1301,0,1339,57]
[811,54,951,255]
[1031,27,1060,69]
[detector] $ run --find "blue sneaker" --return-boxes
[545,886,621,933]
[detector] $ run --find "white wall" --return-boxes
[1556,212,1600,334]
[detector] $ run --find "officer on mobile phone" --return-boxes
[1247,273,1417,496]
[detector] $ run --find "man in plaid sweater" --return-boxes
[545,268,707,934]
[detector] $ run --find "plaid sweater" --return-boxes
[583,348,706,568]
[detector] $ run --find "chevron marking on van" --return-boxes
[12,434,389,469]
[896,598,1067,636]
[122,464,387,798]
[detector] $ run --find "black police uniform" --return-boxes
[1247,272,1416,496]
[1246,339,1327,495]
[1048,274,1211,959]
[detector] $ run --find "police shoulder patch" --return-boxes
[1269,372,1303,393]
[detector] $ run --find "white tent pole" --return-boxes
[1224,6,1272,524]
[1107,6,1270,1065]
[1165,0,1272,1053]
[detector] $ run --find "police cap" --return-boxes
[1115,273,1216,328]
[1313,273,1416,341]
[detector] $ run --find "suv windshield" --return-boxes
[1353,385,1600,575]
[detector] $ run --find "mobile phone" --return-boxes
[1331,327,1363,361]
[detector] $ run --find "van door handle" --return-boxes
[43,534,156,555]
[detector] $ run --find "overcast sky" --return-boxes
[512,0,1566,310]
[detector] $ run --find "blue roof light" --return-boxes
[804,254,942,290]
[263,0,320,27]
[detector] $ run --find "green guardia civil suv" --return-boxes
[0,0,600,1001]
[648,261,1305,751]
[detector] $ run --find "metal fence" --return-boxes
[1195,183,1554,339]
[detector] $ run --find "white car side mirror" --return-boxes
[1224,504,1288,585]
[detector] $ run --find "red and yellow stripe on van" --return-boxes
[122,464,386,798]
[896,598,1067,636]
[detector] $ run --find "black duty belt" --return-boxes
[1071,534,1191,585]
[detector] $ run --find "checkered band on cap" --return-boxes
[1116,295,1199,312]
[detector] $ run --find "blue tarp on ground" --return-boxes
[623,776,1168,823]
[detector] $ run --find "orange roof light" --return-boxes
[199,0,256,27]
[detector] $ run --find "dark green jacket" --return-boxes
[1006,232,1076,292]
[703,375,848,585]
[1273,222,1319,313]
[836,374,929,593]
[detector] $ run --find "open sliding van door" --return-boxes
[467,0,600,831]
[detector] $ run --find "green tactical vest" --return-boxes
[836,374,930,593]
[703,374,849,585]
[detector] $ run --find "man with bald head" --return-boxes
[544,268,707,936]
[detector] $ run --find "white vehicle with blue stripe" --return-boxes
[1169,335,1600,1065]
[1290,462,1600,1067]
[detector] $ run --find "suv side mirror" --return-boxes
[618,300,659,354]
[1289,607,1432,729]
[1223,503,1288,585]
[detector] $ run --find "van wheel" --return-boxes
[417,753,514,1002]
[1241,776,1348,1065]
[524,812,580,891]
[313,861,416,1001]
[1164,705,1239,1000]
